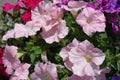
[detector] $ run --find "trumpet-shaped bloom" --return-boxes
[31,1,68,44]
[62,1,87,12]
[95,67,110,80]
[21,9,31,23]
[41,20,68,44]
[2,46,20,75]
[94,0,120,13]
[69,67,110,80]
[76,7,106,36]
[22,0,43,8]
[31,62,57,80]
[2,21,41,41]
[0,48,8,77]
[112,75,120,80]
[2,3,15,12]
[31,1,63,20]
[10,63,31,80]
[69,75,95,80]
[60,39,105,76]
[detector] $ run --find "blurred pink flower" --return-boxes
[2,30,15,41]
[0,48,9,77]
[21,9,31,23]
[95,67,110,80]
[31,1,68,44]
[31,1,63,20]
[68,67,110,80]
[69,75,95,80]
[2,46,20,75]
[2,3,15,12]
[31,62,57,80]
[22,0,43,8]
[10,63,31,80]
[41,20,68,44]
[60,39,105,76]
[76,7,106,36]
[2,21,41,41]
[62,1,87,12]
[2,1,24,13]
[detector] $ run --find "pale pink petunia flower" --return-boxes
[59,38,79,70]
[31,1,63,20]
[62,1,87,13]
[31,62,58,80]
[76,7,106,36]
[95,67,110,80]
[2,21,41,41]
[69,75,95,80]
[41,20,68,44]
[31,1,68,44]
[2,30,15,41]
[10,63,31,80]
[60,39,105,76]
[2,45,20,75]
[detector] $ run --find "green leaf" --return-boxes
[30,53,36,63]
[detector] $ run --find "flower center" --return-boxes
[86,19,91,24]
[43,72,51,80]
[85,55,92,63]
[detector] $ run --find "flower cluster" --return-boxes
[0,0,120,80]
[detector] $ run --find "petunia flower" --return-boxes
[21,9,31,23]
[2,0,24,13]
[2,2,15,12]
[94,0,120,13]
[2,46,20,75]
[76,7,106,36]
[0,48,8,77]
[69,67,110,80]
[41,20,68,44]
[31,62,58,80]
[22,0,43,9]
[68,75,95,80]
[10,63,31,80]
[62,1,87,13]
[60,38,105,76]
[112,75,120,80]
[31,1,68,44]
[2,21,41,41]
[31,1,63,20]
[95,67,110,80]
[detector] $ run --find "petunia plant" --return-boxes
[0,0,120,80]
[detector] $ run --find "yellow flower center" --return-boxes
[85,55,92,63]
[86,19,91,24]
[44,73,51,80]
[71,12,77,18]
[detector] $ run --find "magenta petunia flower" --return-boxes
[21,9,31,23]
[76,7,106,36]
[2,2,15,12]
[94,0,120,13]
[2,46,20,75]
[10,63,31,80]
[60,39,105,76]
[22,0,43,9]
[31,62,58,80]
[0,48,8,77]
